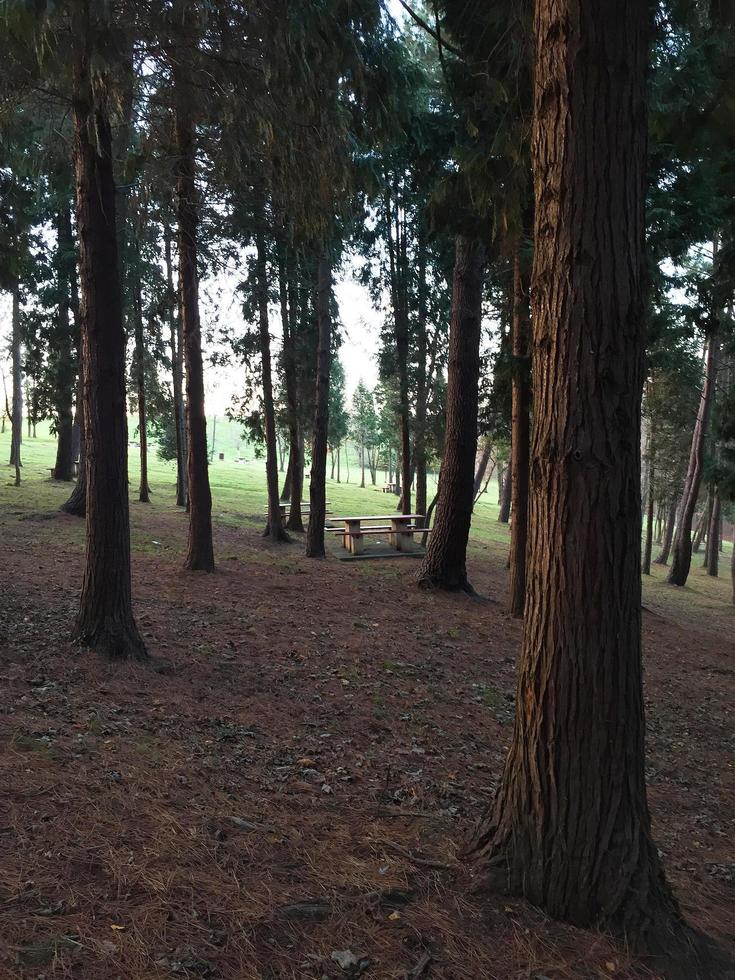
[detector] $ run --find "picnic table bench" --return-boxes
[325,514,431,555]
[264,501,331,519]
[382,482,398,494]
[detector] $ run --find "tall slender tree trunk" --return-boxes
[473,440,493,500]
[654,497,677,564]
[256,225,288,543]
[280,243,303,530]
[165,222,187,508]
[360,443,365,488]
[706,489,721,577]
[417,235,485,592]
[52,204,77,481]
[498,464,512,523]
[385,188,412,514]
[669,332,719,585]
[305,252,331,558]
[692,491,711,554]
[642,462,655,576]
[61,371,87,516]
[9,285,22,476]
[70,24,146,660]
[131,248,150,503]
[508,243,531,616]
[174,55,214,572]
[467,3,704,967]
[414,226,429,517]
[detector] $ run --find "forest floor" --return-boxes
[1,439,734,980]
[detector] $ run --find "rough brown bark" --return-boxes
[256,225,289,543]
[164,222,187,508]
[669,334,719,586]
[305,252,331,558]
[174,53,214,572]
[508,244,531,617]
[653,497,677,564]
[466,3,712,968]
[70,21,146,660]
[417,235,485,592]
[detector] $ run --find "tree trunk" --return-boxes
[281,452,293,501]
[467,2,698,965]
[131,248,150,503]
[165,222,187,508]
[497,463,504,504]
[508,243,531,616]
[417,235,485,592]
[61,371,87,516]
[473,441,493,500]
[498,463,512,523]
[731,525,735,605]
[70,33,146,660]
[642,462,655,576]
[280,242,303,530]
[305,251,331,558]
[414,226,429,517]
[174,55,214,572]
[706,489,721,577]
[654,498,677,564]
[9,285,22,477]
[256,225,289,543]
[669,333,719,585]
[360,443,365,488]
[336,444,341,483]
[385,188,412,514]
[52,204,77,481]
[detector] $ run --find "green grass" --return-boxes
[1,419,732,625]
[0,418,506,536]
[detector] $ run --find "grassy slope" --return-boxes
[0,421,732,624]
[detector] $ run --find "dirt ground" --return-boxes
[1,501,733,979]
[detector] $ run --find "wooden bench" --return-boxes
[326,515,430,554]
[382,483,398,493]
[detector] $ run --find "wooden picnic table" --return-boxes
[326,514,426,555]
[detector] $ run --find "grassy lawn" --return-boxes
[1,419,732,624]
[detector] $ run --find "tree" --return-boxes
[305,252,332,558]
[466,2,722,972]
[417,235,485,591]
[508,240,531,616]
[69,2,147,660]
[328,356,349,480]
[255,221,289,543]
[350,381,378,488]
[171,12,214,572]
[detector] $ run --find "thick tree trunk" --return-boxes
[165,223,187,508]
[305,252,331,558]
[669,335,719,586]
[508,244,531,617]
[9,285,22,477]
[417,235,485,592]
[654,498,677,564]
[52,204,77,481]
[70,38,146,660]
[467,3,704,967]
[256,226,289,543]
[706,489,721,577]
[174,57,214,571]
